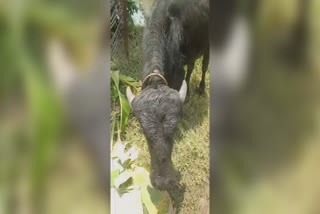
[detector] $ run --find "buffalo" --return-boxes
[126,0,209,191]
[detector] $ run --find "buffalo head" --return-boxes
[126,80,187,190]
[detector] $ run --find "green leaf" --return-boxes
[132,167,169,213]
[119,74,140,90]
[111,70,120,88]
[111,142,125,158]
[121,158,133,170]
[111,169,120,187]
[119,92,131,132]
[141,185,158,214]
[111,70,132,133]
[127,147,139,162]
[119,74,136,84]
[26,68,62,196]
[111,83,119,104]
[133,167,151,187]
[147,186,163,205]
[114,171,133,189]
[112,159,124,172]
[111,188,143,214]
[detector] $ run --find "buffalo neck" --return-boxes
[142,7,167,79]
[141,0,184,90]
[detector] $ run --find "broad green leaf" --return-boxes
[112,142,132,164]
[143,204,148,214]
[111,83,119,104]
[127,147,139,162]
[147,184,168,213]
[112,70,131,133]
[111,62,117,70]
[119,92,130,132]
[133,167,168,213]
[112,142,125,158]
[111,188,143,214]
[141,185,158,214]
[119,74,140,91]
[147,185,163,204]
[121,158,133,170]
[133,167,151,187]
[114,171,133,189]
[26,68,62,196]
[111,169,120,187]
[111,71,138,139]
[111,70,120,88]
[123,81,140,93]
[119,74,137,84]
[112,159,124,172]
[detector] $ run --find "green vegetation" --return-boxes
[128,0,139,26]
[111,141,171,213]
[111,70,140,142]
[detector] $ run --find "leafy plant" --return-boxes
[111,141,170,214]
[111,70,140,143]
[128,0,139,26]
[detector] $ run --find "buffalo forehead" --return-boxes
[133,90,181,111]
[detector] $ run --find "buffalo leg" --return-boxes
[186,60,195,96]
[199,50,209,94]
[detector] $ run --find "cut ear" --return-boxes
[178,80,187,103]
[126,86,135,106]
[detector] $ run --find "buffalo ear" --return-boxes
[178,80,187,103]
[126,86,135,106]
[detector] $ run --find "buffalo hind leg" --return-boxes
[185,60,195,99]
[198,50,209,95]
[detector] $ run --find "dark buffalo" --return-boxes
[126,0,209,191]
